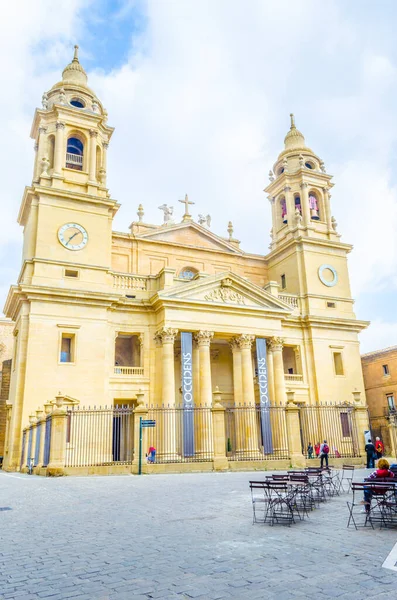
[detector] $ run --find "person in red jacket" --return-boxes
[375,437,384,459]
[314,442,320,457]
[362,458,394,512]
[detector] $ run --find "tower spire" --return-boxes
[73,45,79,62]
[290,113,295,128]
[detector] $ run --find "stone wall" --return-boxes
[0,359,12,457]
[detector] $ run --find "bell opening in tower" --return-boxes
[66,136,84,171]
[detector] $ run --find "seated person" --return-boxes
[362,458,394,512]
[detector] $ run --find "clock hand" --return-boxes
[65,231,79,246]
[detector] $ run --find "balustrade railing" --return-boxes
[66,152,83,166]
[112,273,148,291]
[113,366,144,376]
[279,294,299,308]
[284,373,303,382]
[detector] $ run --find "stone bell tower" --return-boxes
[265,114,339,252]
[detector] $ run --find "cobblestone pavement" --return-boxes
[1,469,397,600]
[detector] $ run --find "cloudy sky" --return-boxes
[1,0,396,352]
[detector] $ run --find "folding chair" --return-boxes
[288,474,313,517]
[266,481,297,526]
[249,481,271,524]
[339,465,355,493]
[347,482,373,529]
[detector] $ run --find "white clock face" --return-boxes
[58,223,88,250]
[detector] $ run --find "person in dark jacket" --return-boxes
[365,439,376,469]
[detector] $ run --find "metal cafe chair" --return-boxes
[363,478,397,528]
[288,474,313,517]
[249,481,272,524]
[347,482,374,529]
[266,481,298,526]
[339,465,355,493]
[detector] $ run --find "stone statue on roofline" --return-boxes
[198,214,211,228]
[158,204,174,224]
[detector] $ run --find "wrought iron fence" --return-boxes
[146,407,214,463]
[43,416,52,467]
[299,404,360,458]
[225,406,289,460]
[65,406,134,467]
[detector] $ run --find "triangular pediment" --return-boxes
[152,272,292,313]
[137,222,242,254]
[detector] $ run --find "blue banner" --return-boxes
[256,338,273,454]
[181,332,195,456]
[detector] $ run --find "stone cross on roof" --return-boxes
[179,194,195,222]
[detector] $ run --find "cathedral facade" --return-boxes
[2,48,369,473]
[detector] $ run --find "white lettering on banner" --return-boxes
[257,357,269,406]
[182,352,193,404]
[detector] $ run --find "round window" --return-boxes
[70,98,85,108]
[180,268,197,280]
[305,162,313,169]
[318,264,338,287]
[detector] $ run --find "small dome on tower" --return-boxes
[284,113,305,150]
[62,45,88,87]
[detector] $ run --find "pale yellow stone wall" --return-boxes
[0,320,14,370]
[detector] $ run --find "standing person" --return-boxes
[375,437,384,460]
[365,439,376,469]
[319,440,329,468]
[314,442,320,458]
[307,443,314,459]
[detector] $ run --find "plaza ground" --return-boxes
[0,469,396,600]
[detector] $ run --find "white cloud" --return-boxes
[1,0,397,353]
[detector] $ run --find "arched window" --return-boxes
[280,197,287,224]
[294,194,302,215]
[66,136,84,170]
[305,162,313,169]
[309,192,320,220]
[278,167,285,176]
[179,267,198,280]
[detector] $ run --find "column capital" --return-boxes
[103,142,109,150]
[55,121,65,130]
[38,126,47,135]
[229,336,241,352]
[155,327,178,344]
[194,331,214,347]
[300,182,308,189]
[268,336,284,352]
[238,334,255,350]
[283,185,291,193]
[89,129,98,138]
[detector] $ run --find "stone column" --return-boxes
[46,398,68,476]
[88,129,98,183]
[157,327,178,459]
[194,331,214,456]
[195,331,214,407]
[239,334,256,406]
[153,332,163,407]
[352,393,370,459]
[323,186,333,232]
[293,346,302,376]
[157,327,178,408]
[99,141,108,186]
[53,121,65,176]
[269,337,286,405]
[33,142,39,183]
[35,126,47,182]
[266,342,276,405]
[212,388,228,471]
[300,182,311,229]
[238,334,258,457]
[285,395,305,468]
